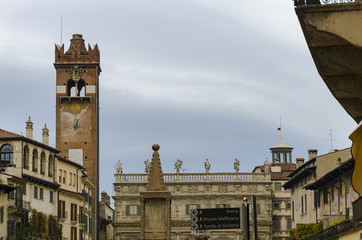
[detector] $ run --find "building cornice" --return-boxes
[23,174,60,190]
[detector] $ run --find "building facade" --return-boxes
[0,122,59,239]
[99,191,114,240]
[113,153,273,240]
[0,118,94,240]
[56,155,95,240]
[284,148,359,229]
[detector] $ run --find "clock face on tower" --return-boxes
[71,103,81,114]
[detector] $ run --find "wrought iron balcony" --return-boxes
[8,199,31,212]
[294,0,355,6]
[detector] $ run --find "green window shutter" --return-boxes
[185,204,190,215]
[126,205,130,216]
[40,188,43,200]
[89,196,92,206]
[0,206,3,223]
[34,186,38,198]
[84,215,88,232]
[89,217,92,234]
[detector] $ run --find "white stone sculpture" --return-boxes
[204,159,211,173]
[234,158,240,173]
[175,159,183,173]
[116,160,123,174]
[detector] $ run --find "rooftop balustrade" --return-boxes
[115,172,270,184]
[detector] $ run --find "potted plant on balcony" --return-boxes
[33,168,38,172]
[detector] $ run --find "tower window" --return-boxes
[0,144,13,165]
[67,79,86,97]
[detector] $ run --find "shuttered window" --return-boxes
[126,205,140,215]
[39,188,43,200]
[34,186,38,199]
[0,206,4,223]
[89,217,92,234]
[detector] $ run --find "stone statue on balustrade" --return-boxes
[204,159,211,173]
[234,158,240,173]
[264,157,271,173]
[174,159,183,173]
[144,159,151,174]
[115,160,123,174]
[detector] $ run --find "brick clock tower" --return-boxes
[54,34,100,238]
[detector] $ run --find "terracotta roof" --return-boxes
[283,166,316,189]
[56,155,85,170]
[0,129,60,153]
[253,163,296,180]
[0,129,23,138]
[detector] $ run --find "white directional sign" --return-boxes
[190,208,241,230]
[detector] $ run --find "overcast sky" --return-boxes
[0,0,357,206]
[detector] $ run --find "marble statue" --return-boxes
[234,158,240,173]
[144,159,151,173]
[175,159,183,173]
[204,159,211,173]
[116,160,123,174]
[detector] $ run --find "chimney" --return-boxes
[26,117,33,139]
[308,149,318,160]
[42,124,49,145]
[106,194,110,206]
[296,158,305,168]
[101,191,111,205]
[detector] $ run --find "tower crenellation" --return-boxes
[55,34,100,64]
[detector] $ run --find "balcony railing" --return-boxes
[300,219,360,240]
[8,199,31,211]
[115,172,270,183]
[294,0,355,6]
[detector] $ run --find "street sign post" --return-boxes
[190,208,241,231]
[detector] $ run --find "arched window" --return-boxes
[23,145,29,169]
[67,79,76,96]
[67,79,86,97]
[0,144,13,165]
[48,155,53,177]
[40,152,46,175]
[78,79,85,97]
[32,149,38,172]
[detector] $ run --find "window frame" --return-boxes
[39,188,43,200]
[126,205,140,216]
[34,186,38,199]
[0,144,13,165]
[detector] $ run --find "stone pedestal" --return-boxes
[140,192,171,240]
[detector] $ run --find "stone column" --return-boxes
[140,144,172,240]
